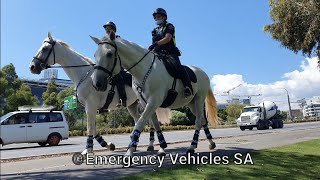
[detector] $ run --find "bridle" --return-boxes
[94,41,120,82]
[33,40,56,69]
[94,41,152,83]
[33,39,95,69]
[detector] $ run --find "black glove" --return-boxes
[148,42,158,51]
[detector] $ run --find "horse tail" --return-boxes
[205,88,219,128]
[156,108,171,125]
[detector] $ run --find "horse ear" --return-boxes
[110,31,116,41]
[48,32,53,41]
[90,35,101,45]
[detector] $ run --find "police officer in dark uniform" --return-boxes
[103,21,127,107]
[148,8,192,97]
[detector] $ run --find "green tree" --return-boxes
[264,0,320,58]
[2,63,21,89]
[0,64,24,115]
[56,86,84,129]
[175,106,196,124]
[96,108,134,129]
[226,104,245,124]
[170,110,192,126]
[6,84,39,112]
[42,77,59,107]
[218,109,228,122]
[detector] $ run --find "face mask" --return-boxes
[156,20,163,25]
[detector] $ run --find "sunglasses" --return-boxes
[154,14,163,19]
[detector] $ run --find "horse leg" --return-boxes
[150,113,167,156]
[202,117,216,150]
[188,103,216,150]
[125,101,159,156]
[127,101,156,152]
[147,120,155,152]
[82,106,115,155]
[81,108,96,155]
[186,97,204,154]
[127,100,142,152]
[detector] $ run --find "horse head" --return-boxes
[30,32,56,74]
[90,31,121,91]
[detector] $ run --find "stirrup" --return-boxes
[116,99,126,107]
[184,87,192,97]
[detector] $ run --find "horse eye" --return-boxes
[106,52,113,58]
[43,47,48,51]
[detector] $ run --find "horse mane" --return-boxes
[101,35,148,54]
[56,39,95,64]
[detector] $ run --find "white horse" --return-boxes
[90,32,219,156]
[29,32,170,155]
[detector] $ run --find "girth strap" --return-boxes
[99,85,116,112]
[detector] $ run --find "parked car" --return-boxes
[0,107,69,147]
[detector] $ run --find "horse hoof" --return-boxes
[81,148,93,155]
[209,143,216,150]
[186,149,195,155]
[109,143,115,151]
[147,146,155,151]
[81,149,88,155]
[157,151,166,157]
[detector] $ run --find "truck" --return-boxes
[236,101,284,131]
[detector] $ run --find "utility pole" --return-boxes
[282,88,292,120]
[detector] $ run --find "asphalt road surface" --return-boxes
[1,121,320,179]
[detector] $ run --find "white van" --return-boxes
[0,107,69,147]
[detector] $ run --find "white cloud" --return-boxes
[211,57,320,111]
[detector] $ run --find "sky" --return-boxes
[1,0,319,110]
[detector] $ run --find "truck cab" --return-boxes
[236,101,284,131]
[236,106,261,130]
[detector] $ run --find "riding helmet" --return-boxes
[103,21,117,32]
[153,8,167,19]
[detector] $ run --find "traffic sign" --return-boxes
[64,95,77,110]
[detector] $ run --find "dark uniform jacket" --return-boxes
[152,22,180,56]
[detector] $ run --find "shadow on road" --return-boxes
[0,147,259,180]
[1,146,319,180]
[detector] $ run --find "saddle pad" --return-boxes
[162,57,197,83]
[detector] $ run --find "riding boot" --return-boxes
[170,55,193,98]
[116,76,127,107]
[179,66,193,97]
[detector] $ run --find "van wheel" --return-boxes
[249,127,253,130]
[48,134,61,146]
[240,126,246,131]
[38,142,47,147]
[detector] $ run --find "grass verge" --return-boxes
[120,139,320,180]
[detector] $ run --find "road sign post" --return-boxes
[64,95,77,110]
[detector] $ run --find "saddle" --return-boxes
[161,55,197,83]
[158,55,197,108]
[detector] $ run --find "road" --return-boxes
[0,121,320,179]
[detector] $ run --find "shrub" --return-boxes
[170,110,193,126]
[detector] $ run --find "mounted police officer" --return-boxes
[103,21,127,107]
[148,8,192,97]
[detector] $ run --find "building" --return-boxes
[290,109,303,119]
[302,96,320,119]
[23,70,72,105]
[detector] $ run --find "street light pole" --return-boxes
[282,88,293,120]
